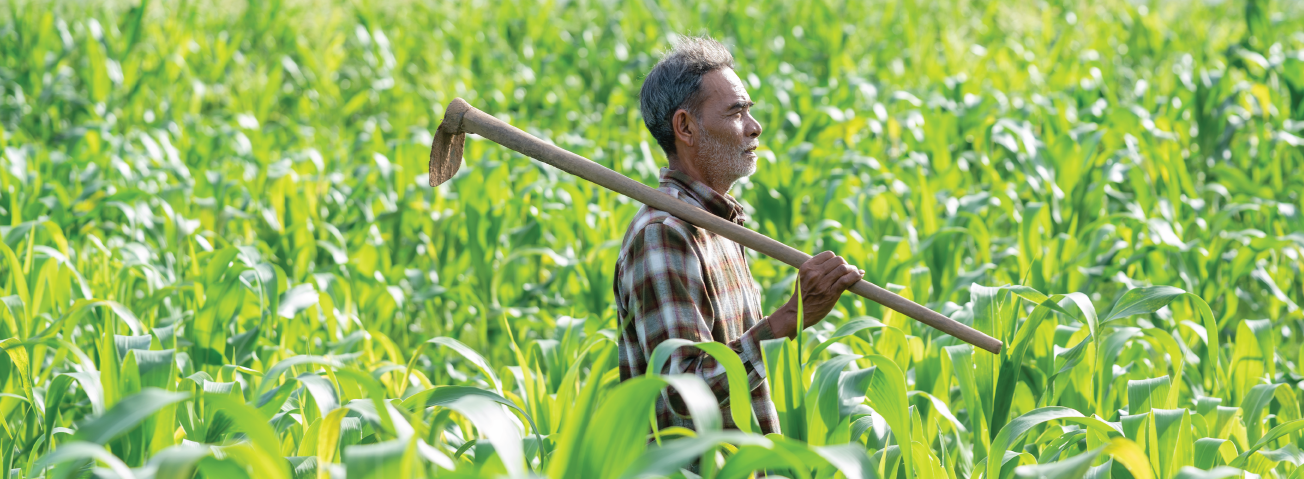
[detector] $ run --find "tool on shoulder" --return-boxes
[429,98,1003,354]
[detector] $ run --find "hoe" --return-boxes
[429,98,1002,355]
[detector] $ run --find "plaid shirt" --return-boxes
[615,167,780,436]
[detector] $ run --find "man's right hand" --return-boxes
[767,251,864,338]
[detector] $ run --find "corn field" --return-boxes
[1,0,1303,477]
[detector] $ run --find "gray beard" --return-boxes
[697,129,757,191]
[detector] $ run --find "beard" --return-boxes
[697,128,758,190]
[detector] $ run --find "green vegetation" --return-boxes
[1,0,1303,477]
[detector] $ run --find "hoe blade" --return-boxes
[428,99,470,187]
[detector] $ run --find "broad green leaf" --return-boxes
[1101,286,1186,324]
[1126,377,1170,415]
[815,442,880,479]
[427,337,503,394]
[1193,438,1239,470]
[1014,446,1098,478]
[762,336,807,441]
[991,290,1067,434]
[862,355,912,477]
[806,353,862,443]
[987,407,1123,479]
[617,431,770,479]
[806,317,885,361]
[255,355,343,401]
[72,389,190,445]
[344,437,419,479]
[148,445,213,479]
[1151,408,1193,478]
[946,344,989,454]
[1100,437,1155,479]
[36,441,136,479]
[199,395,293,479]
[400,384,544,465]
[315,407,350,479]
[649,337,755,433]
[1240,383,1281,445]
[1230,419,1304,468]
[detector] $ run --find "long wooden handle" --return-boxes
[442,100,1002,354]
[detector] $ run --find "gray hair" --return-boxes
[639,36,735,157]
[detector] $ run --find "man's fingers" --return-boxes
[815,255,847,277]
[823,263,858,280]
[808,251,835,268]
[834,268,864,289]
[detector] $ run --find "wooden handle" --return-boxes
[445,100,1002,354]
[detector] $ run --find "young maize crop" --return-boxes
[0,0,1302,478]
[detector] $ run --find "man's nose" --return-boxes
[744,113,762,138]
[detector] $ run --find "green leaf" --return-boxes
[1101,286,1186,324]
[296,373,342,418]
[427,337,503,394]
[1240,383,1280,446]
[72,388,190,445]
[862,355,912,477]
[805,317,884,361]
[806,353,862,442]
[1230,419,1304,468]
[649,337,755,433]
[762,336,807,441]
[1126,377,1170,415]
[255,355,343,401]
[36,441,136,479]
[987,407,1123,479]
[1193,438,1239,469]
[992,291,1066,435]
[715,443,815,479]
[200,395,293,479]
[344,437,419,479]
[278,283,320,319]
[546,346,614,478]
[1062,292,1099,340]
[814,442,880,479]
[148,445,213,479]
[314,407,349,478]
[1152,408,1193,477]
[617,431,770,479]
[1015,446,1099,478]
[400,384,544,466]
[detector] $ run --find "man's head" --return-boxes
[640,36,763,193]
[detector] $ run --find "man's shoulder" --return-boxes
[620,187,704,241]
[617,189,701,258]
[620,207,695,251]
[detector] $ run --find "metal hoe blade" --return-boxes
[428,98,471,187]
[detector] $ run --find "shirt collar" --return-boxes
[659,167,749,225]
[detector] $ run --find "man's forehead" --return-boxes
[704,69,751,104]
[720,69,750,100]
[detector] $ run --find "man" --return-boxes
[615,36,865,437]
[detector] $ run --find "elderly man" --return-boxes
[614,36,866,437]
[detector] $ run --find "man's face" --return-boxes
[692,69,763,189]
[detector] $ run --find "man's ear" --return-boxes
[671,109,696,148]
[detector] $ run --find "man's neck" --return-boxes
[667,156,734,195]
